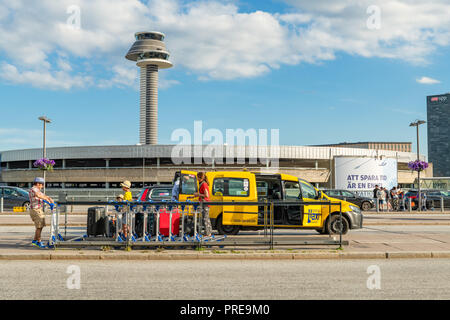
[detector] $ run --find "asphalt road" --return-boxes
[1,259,449,299]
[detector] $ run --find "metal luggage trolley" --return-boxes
[47,200,64,248]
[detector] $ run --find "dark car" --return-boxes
[405,190,450,210]
[137,184,173,202]
[322,189,375,211]
[426,190,450,209]
[0,186,30,210]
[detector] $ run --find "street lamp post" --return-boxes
[38,116,51,193]
[409,120,426,211]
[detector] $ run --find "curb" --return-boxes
[1,250,450,261]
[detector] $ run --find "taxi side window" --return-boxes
[300,182,317,199]
[213,178,249,197]
[257,181,268,196]
[181,174,197,194]
[284,181,300,199]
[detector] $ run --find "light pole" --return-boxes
[409,120,426,211]
[38,116,51,193]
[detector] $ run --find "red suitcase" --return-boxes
[159,208,180,236]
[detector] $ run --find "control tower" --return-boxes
[126,31,173,145]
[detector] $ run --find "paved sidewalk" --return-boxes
[1,224,450,260]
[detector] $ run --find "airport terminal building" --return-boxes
[0,144,430,191]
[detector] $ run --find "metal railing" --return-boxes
[48,200,347,250]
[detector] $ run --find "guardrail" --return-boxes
[48,200,347,250]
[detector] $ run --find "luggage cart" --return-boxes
[47,200,64,248]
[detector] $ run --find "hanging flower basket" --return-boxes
[33,158,55,171]
[407,160,428,172]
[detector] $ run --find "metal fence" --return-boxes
[48,200,347,250]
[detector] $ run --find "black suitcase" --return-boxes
[87,207,106,236]
[105,215,116,238]
[135,212,156,238]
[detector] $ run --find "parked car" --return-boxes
[322,189,374,211]
[425,190,450,208]
[0,186,30,210]
[404,190,450,210]
[137,184,173,202]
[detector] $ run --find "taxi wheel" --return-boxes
[327,215,349,235]
[216,216,240,235]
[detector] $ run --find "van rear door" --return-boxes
[176,170,198,202]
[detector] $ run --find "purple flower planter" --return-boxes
[408,160,429,172]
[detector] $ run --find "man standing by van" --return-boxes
[29,177,54,248]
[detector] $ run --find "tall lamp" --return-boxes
[409,120,426,211]
[38,116,51,193]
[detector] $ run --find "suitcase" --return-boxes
[159,208,180,237]
[135,212,156,238]
[87,207,106,236]
[105,215,116,238]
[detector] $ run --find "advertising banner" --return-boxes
[335,157,397,197]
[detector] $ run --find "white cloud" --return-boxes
[283,0,450,64]
[416,76,441,84]
[0,128,111,151]
[0,0,450,89]
[0,63,93,90]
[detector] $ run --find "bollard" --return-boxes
[0,196,3,213]
[441,197,445,213]
[263,201,268,238]
[409,197,412,212]
[375,198,379,213]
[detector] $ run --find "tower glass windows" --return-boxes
[138,51,169,61]
[136,33,164,41]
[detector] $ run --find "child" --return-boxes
[120,181,133,239]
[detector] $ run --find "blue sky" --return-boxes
[1,0,450,157]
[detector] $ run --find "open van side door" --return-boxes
[283,179,303,225]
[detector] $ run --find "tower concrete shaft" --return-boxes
[140,65,158,145]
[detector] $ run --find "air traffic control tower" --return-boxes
[126,31,172,145]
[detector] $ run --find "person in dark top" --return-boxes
[373,185,379,199]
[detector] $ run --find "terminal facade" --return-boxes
[0,144,431,191]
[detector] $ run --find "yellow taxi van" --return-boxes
[173,170,363,235]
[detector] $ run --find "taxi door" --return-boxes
[215,172,258,227]
[299,180,322,228]
[283,180,303,226]
[208,172,224,221]
[176,170,198,202]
